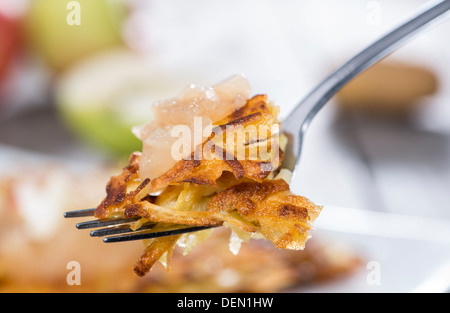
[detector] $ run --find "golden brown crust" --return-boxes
[149,153,279,193]
[207,180,322,249]
[223,94,276,124]
[133,236,180,277]
[207,179,291,215]
[95,152,141,218]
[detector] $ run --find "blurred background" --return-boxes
[1,0,450,292]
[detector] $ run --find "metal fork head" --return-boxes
[64,209,216,242]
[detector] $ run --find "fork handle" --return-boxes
[282,0,450,173]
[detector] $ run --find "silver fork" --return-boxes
[64,0,450,243]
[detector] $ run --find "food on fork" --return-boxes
[94,75,322,276]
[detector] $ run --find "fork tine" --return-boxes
[90,223,155,237]
[102,225,217,243]
[76,217,140,229]
[64,208,96,218]
[65,209,219,242]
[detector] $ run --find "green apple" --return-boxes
[25,0,126,72]
[55,48,191,157]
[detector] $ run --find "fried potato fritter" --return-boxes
[94,95,322,276]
